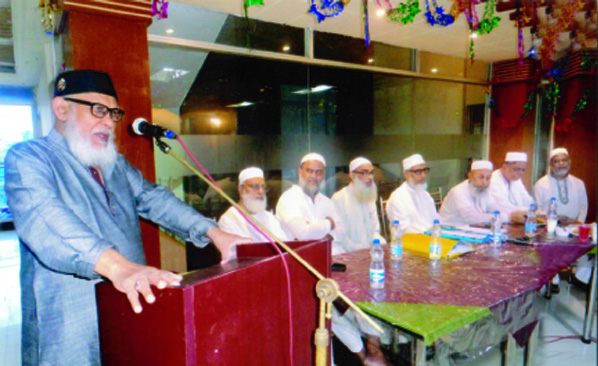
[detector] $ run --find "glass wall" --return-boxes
[148,4,489,221]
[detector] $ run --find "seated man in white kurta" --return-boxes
[440,160,509,226]
[534,148,591,286]
[488,152,534,223]
[218,167,291,254]
[386,153,439,234]
[331,157,386,251]
[275,152,348,255]
[534,148,588,223]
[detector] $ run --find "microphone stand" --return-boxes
[154,138,383,366]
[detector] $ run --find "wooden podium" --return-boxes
[96,239,331,365]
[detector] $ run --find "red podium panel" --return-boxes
[97,239,331,366]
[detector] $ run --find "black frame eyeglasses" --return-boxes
[409,167,431,175]
[64,97,125,122]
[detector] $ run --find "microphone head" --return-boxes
[132,118,148,136]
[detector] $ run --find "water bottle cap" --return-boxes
[393,220,399,224]
[550,197,556,201]
[373,239,380,244]
[494,210,500,215]
[433,219,440,224]
[530,203,536,208]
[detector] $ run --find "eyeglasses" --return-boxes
[409,167,431,175]
[64,97,125,122]
[353,170,375,177]
[243,183,270,193]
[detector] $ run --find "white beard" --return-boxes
[468,182,488,197]
[242,193,267,214]
[352,179,377,203]
[552,167,569,178]
[408,180,428,192]
[63,116,117,171]
[299,176,324,198]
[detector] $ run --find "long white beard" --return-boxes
[468,182,488,197]
[242,193,267,214]
[299,176,324,198]
[408,180,428,192]
[352,179,377,203]
[63,117,117,171]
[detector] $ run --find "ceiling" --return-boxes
[174,0,527,62]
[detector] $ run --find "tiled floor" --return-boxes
[0,230,596,365]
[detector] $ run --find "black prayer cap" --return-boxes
[54,70,118,100]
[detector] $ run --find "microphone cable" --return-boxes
[174,136,296,366]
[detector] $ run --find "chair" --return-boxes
[430,187,443,210]
[378,197,389,240]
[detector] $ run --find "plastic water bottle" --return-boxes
[490,210,502,246]
[370,239,385,289]
[546,197,558,235]
[390,220,403,261]
[524,203,537,237]
[429,220,442,260]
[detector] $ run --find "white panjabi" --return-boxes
[488,169,535,215]
[386,181,439,234]
[439,180,507,226]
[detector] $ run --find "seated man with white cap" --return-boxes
[440,160,509,226]
[331,157,386,251]
[534,148,590,288]
[386,153,439,234]
[534,148,587,223]
[218,167,290,257]
[488,152,534,223]
[275,152,347,255]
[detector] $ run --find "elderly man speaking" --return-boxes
[440,160,508,226]
[386,153,439,233]
[332,157,386,251]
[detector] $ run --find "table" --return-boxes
[331,225,595,365]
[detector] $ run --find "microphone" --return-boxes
[132,118,177,139]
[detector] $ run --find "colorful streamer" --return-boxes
[151,0,169,19]
[363,0,370,47]
[387,0,421,25]
[424,0,454,26]
[475,0,500,35]
[520,90,536,118]
[309,0,347,23]
[38,0,61,35]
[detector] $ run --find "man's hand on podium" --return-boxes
[207,227,253,263]
[95,249,183,314]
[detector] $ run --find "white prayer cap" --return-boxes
[471,160,493,171]
[505,152,527,162]
[549,147,569,160]
[349,157,372,172]
[239,167,264,184]
[403,154,426,170]
[300,152,326,166]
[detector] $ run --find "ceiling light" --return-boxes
[431,68,438,73]
[292,85,334,95]
[210,118,221,126]
[282,45,291,52]
[227,101,255,108]
[166,28,174,34]
[368,58,374,63]
[470,33,478,39]
[376,9,385,17]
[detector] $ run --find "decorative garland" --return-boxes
[152,0,169,19]
[424,0,454,26]
[462,0,479,63]
[580,49,597,71]
[387,0,421,25]
[362,0,370,47]
[309,0,347,23]
[568,87,592,120]
[38,0,61,35]
[520,90,536,118]
[475,0,500,35]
